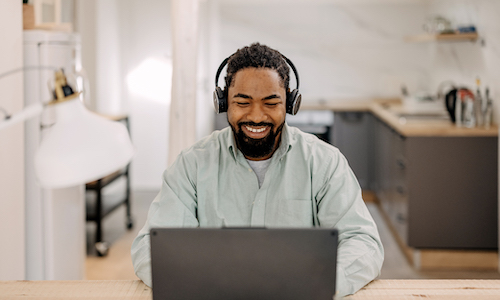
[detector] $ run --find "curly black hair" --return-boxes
[224,43,290,93]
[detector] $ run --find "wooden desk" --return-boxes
[1,279,500,299]
[349,280,500,299]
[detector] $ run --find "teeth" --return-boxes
[245,126,266,133]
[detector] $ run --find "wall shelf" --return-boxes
[405,32,479,43]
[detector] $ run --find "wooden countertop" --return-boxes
[1,279,500,299]
[300,98,375,111]
[301,99,498,137]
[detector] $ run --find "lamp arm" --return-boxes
[0,65,58,131]
[0,107,10,119]
[0,103,44,131]
[0,65,58,80]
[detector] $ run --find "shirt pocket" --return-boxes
[276,199,313,227]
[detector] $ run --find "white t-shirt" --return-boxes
[246,158,272,188]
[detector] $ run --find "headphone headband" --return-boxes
[214,57,230,89]
[214,54,300,91]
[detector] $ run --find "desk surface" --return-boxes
[1,279,500,299]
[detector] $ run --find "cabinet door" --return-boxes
[373,116,409,244]
[406,137,498,249]
[332,112,371,189]
[372,116,396,218]
[392,133,409,244]
[372,116,497,249]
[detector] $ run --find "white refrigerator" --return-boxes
[23,30,85,280]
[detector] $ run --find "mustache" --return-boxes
[238,122,273,128]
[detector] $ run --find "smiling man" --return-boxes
[131,43,384,297]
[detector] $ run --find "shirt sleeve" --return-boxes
[131,152,199,287]
[314,149,384,297]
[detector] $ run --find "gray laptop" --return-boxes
[150,228,338,300]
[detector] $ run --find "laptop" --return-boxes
[150,228,338,300]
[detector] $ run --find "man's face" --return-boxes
[227,67,287,161]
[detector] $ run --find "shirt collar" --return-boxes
[227,122,292,161]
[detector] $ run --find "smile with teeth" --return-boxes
[245,126,267,133]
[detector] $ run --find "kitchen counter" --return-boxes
[1,280,500,299]
[306,98,498,268]
[300,98,375,111]
[302,98,498,137]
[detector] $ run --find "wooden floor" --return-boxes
[85,188,153,280]
[85,189,500,280]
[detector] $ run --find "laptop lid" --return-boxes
[150,228,338,300]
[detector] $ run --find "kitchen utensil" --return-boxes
[445,87,474,124]
[463,94,475,128]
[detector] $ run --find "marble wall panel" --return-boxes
[218,0,500,107]
[428,0,500,96]
[219,2,431,101]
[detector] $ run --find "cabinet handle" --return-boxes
[396,159,406,170]
[396,185,405,195]
[396,213,406,223]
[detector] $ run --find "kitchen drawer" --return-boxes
[393,191,409,244]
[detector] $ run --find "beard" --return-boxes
[229,120,285,160]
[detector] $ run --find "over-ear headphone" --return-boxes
[213,54,302,115]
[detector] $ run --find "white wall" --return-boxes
[117,0,173,190]
[76,0,124,115]
[95,0,124,116]
[196,1,216,141]
[0,0,25,280]
[216,0,499,112]
[77,0,216,191]
[217,0,430,101]
[76,0,171,190]
[427,0,500,105]
[75,0,97,110]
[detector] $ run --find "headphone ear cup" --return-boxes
[286,89,302,115]
[213,87,227,113]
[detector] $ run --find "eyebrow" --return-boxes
[233,93,281,100]
[234,93,252,99]
[263,94,281,100]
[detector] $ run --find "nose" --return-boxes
[247,103,267,123]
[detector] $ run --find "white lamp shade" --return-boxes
[34,99,134,189]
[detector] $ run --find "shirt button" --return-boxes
[248,168,252,172]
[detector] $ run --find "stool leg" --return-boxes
[95,179,102,243]
[125,164,133,229]
[94,179,108,256]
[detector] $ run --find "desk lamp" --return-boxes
[0,68,134,189]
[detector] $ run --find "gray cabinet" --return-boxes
[332,112,372,189]
[372,115,409,244]
[372,115,498,249]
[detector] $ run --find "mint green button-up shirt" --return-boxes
[131,124,384,297]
